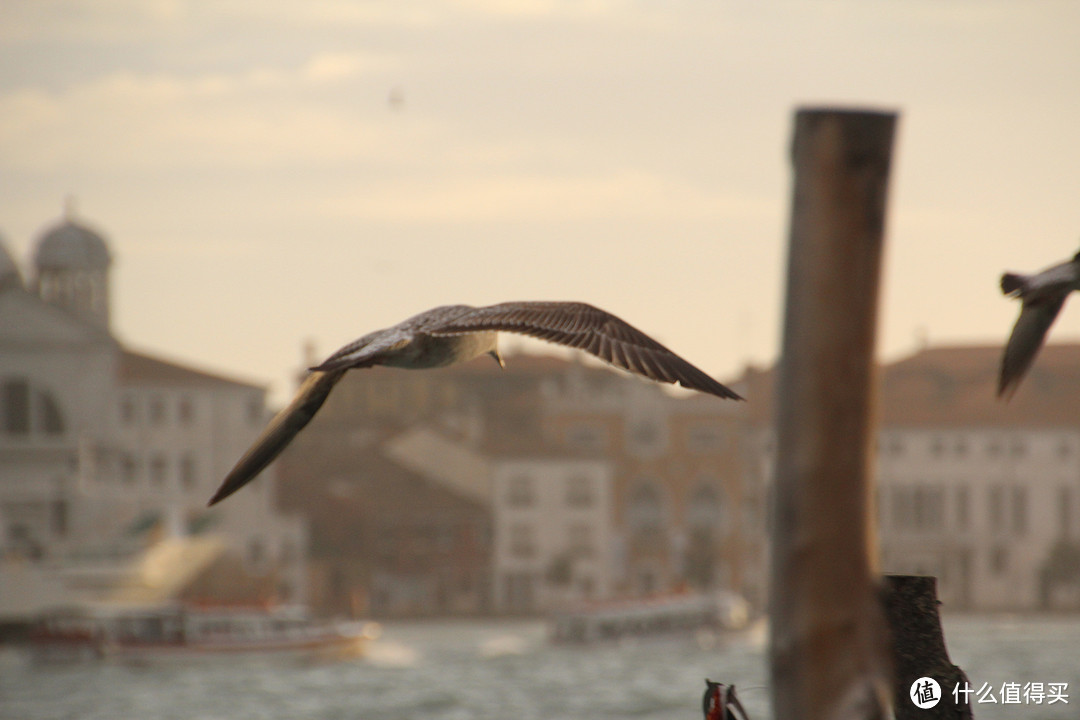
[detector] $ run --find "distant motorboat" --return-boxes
[26,603,379,663]
[549,591,751,644]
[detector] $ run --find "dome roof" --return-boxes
[35,218,112,272]
[0,235,23,291]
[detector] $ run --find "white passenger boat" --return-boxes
[549,591,751,644]
[27,603,378,662]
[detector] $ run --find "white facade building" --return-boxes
[492,456,614,613]
[877,427,1080,610]
[0,210,306,619]
[744,345,1080,612]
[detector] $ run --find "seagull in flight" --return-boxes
[208,301,743,506]
[998,248,1080,398]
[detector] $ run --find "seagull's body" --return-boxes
[999,250,1080,398]
[208,301,741,506]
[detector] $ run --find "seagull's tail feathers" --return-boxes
[207,369,346,506]
[1000,272,1028,296]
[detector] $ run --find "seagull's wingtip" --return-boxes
[206,482,237,507]
[996,378,1017,401]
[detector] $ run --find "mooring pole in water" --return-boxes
[882,575,974,720]
[769,108,898,720]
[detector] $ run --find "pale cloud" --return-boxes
[303,52,372,84]
[0,0,629,47]
[0,0,434,43]
[312,172,773,224]
[218,0,438,28]
[0,0,188,43]
[0,52,400,172]
[449,0,623,19]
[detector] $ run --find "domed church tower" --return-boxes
[32,198,113,330]
[0,233,24,293]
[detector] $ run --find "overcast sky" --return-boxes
[1,1,1078,403]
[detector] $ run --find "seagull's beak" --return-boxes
[489,349,505,369]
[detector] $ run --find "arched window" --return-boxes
[687,483,723,531]
[685,483,723,589]
[1,377,65,436]
[627,481,665,534]
[2,379,29,435]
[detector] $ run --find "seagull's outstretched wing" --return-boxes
[999,292,1067,399]
[312,329,413,372]
[433,301,744,400]
[208,369,345,506]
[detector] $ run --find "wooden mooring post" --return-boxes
[769,108,897,720]
[882,575,974,720]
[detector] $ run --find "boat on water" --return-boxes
[549,591,751,644]
[27,603,379,663]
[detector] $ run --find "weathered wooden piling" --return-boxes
[769,108,898,720]
[883,575,973,720]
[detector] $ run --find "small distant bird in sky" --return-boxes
[208,301,743,506]
[388,85,404,111]
[998,248,1080,398]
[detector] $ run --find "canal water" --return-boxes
[2,614,1077,720]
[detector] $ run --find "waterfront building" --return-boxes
[740,344,1080,611]
[0,207,306,621]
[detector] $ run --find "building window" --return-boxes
[990,545,1009,576]
[955,486,969,530]
[687,425,723,452]
[565,476,595,508]
[687,483,722,531]
[51,500,68,537]
[567,524,594,558]
[120,396,137,425]
[150,454,167,485]
[149,396,165,426]
[627,420,665,455]
[37,392,63,435]
[1060,486,1073,540]
[248,538,265,566]
[246,398,263,425]
[506,475,534,508]
[566,423,604,451]
[1010,439,1027,458]
[503,572,536,611]
[280,540,297,564]
[2,379,30,435]
[988,485,1004,528]
[178,396,194,425]
[1012,486,1027,536]
[2,379,68,437]
[179,454,197,490]
[953,437,968,457]
[121,455,139,484]
[628,481,665,547]
[509,524,535,559]
[891,484,944,532]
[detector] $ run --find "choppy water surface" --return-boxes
[1,615,1077,720]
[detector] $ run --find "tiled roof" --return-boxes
[882,343,1080,427]
[737,342,1080,429]
[118,349,265,390]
